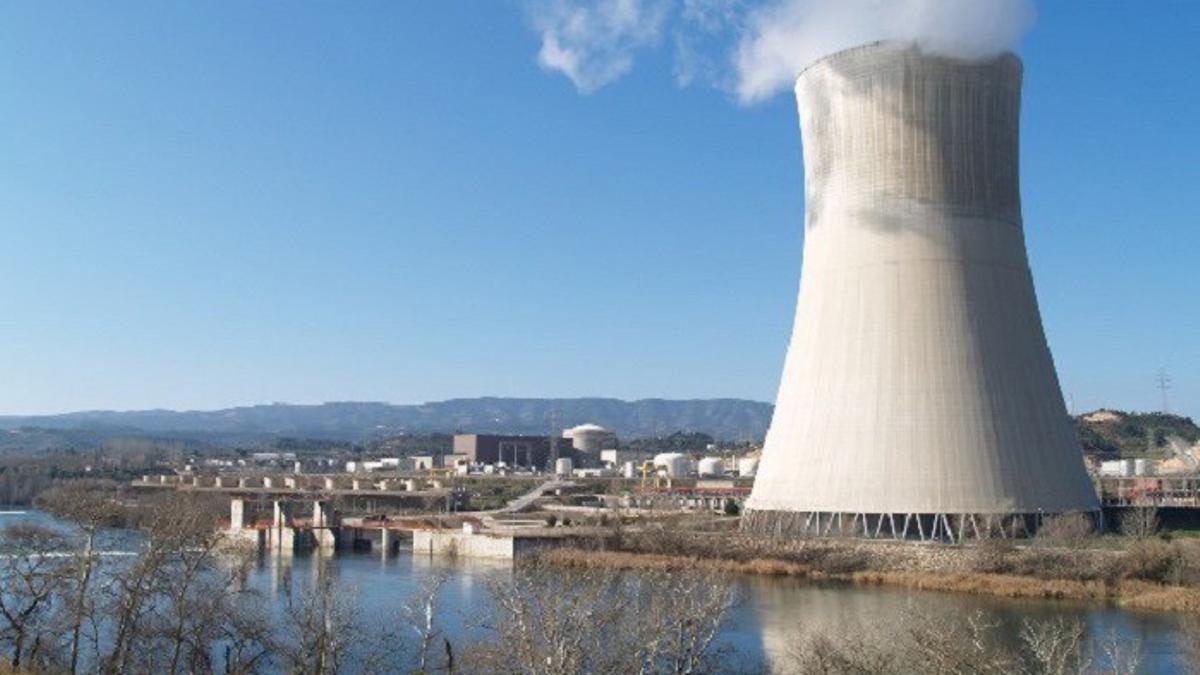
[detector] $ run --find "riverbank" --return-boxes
[538,528,1200,613]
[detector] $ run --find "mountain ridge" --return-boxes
[0,397,774,444]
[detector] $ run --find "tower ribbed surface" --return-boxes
[745,43,1097,529]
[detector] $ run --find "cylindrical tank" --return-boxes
[698,457,725,477]
[737,457,760,478]
[555,457,574,476]
[745,43,1098,536]
[653,453,691,478]
[621,461,638,479]
[565,423,618,452]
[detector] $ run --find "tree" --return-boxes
[405,570,449,674]
[629,569,734,674]
[471,562,734,675]
[1019,616,1087,675]
[96,494,268,675]
[39,480,123,674]
[1035,513,1095,552]
[0,523,71,671]
[276,564,387,675]
[1118,505,1159,540]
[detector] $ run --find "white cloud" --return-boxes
[527,0,671,93]
[523,0,1036,103]
[672,0,744,87]
[733,0,1037,104]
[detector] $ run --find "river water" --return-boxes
[2,511,1194,673]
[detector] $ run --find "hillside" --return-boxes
[8,400,1191,459]
[1074,409,1200,459]
[0,397,773,450]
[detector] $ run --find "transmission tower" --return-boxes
[547,409,562,472]
[1156,368,1172,414]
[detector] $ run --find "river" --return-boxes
[1,511,1194,673]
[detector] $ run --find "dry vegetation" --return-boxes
[460,562,736,674]
[540,512,1200,613]
[785,610,1149,675]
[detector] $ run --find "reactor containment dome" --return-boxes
[742,42,1099,542]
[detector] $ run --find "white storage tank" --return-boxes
[1099,460,1126,477]
[653,453,691,478]
[564,423,618,452]
[698,457,725,477]
[621,461,638,479]
[555,457,574,477]
[1133,459,1156,477]
[737,456,760,478]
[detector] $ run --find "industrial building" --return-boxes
[744,43,1099,541]
[452,434,558,470]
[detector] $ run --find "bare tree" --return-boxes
[405,570,449,674]
[277,564,395,675]
[786,629,899,674]
[215,586,274,675]
[1118,505,1159,540]
[478,564,628,675]
[92,494,270,675]
[100,501,211,673]
[40,481,123,674]
[1096,627,1141,675]
[472,561,733,675]
[1019,616,1087,675]
[783,609,1118,675]
[0,523,71,671]
[1035,514,1095,551]
[149,548,272,675]
[904,610,1016,675]
[630,569,735,674]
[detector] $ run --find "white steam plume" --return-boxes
[526,0,670,93]
[734,0,1036,104]
[522,0,1036,103]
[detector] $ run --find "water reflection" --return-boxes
[1,511,1193,673]
[740,576,1193,674]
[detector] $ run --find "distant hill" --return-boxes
[1074,409,1200,459]
[0,398,773,450]
[12,399,1187,458]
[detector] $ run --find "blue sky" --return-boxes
[0,2,1196,417]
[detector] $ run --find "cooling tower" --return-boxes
[743,43,1098,541]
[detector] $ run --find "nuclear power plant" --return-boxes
[743,42,1100,541]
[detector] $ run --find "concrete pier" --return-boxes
[230,498,246,532]
[311,501,336,552]
[412,528,567,560]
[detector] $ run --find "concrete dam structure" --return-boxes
[743,43,1099,541]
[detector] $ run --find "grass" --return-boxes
[536,527,1200,614]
